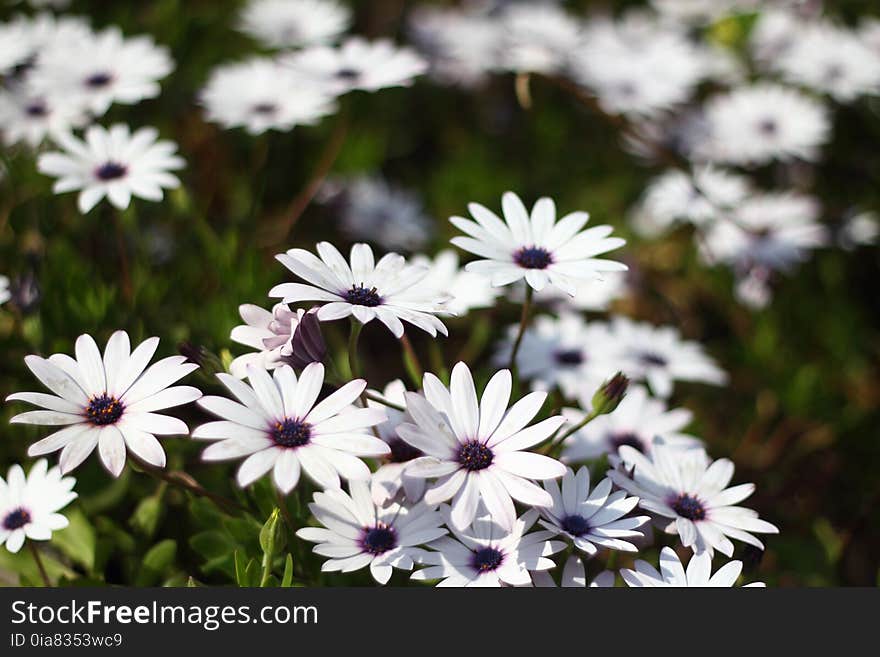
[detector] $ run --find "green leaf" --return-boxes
[130,490,165,538]
[136,540,177,586]
[281,554,294,587]
[51,507,96,573]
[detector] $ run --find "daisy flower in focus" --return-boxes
[238,0,350,49]
[395,362,566,530]
[37,124,184,213]
[562,384,702,462]
[270,242,450,338]
[631,165,751,236]
[0,460,76,555]
[229,304,325,379]
[200,58,336,135]
[412,508,565,587]
[494,313,618,400]
[610,316,727,398]
[410,250,501,317]
[193,363,389,493]
[297,480,446,585]
[368,380,426,507]
[621,546,765,587]
[281,37,428,94]
[497,2,581,75]
[451,191,627,295]
[694,84,830,165]
[0,89,86,148]
[538,467,649,556]
[29,27,173,116]
[7,331,201,476]
[608,439,779,556]
[531,555,615,588]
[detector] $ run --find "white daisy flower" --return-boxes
[29,26,173,116]
[562,384,703,462]
[330,176,433,251]
[0,459,76,555]
[572,15,706,116]
[0,88,86,148]
[238,0,350,49]
[408,6,500,87]
[0,21,33,75]
[281,37,428,94]
[229,304,325,379]
[773,23,880,102]
[838,211,879,250]
[7,331,202,476]
[538,466,649,556]
[368,380,426,508]
[270,242,450,339]
[451,191,627,295]
[694,84,830,166]
[531,555,615,587]
[193,363,389,494]
[621,546,765,587]
[749,7,804,64]
[699,193,828,273]
[395,362,566,531]
[631,165,751,236]
[37,124,185,214]
[410,250,501,317]
[0,275,10,306]
[411,508,565,587]
[497,2,582,75]
[610,316,727,398]
[200,58,337,135]
[608,439,779,556]
[297,480,446,585]
[494,313,618,400]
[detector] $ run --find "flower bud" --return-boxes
[591,372,629,416]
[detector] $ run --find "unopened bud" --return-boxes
[591,373,629,416]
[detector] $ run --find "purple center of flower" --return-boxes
[344,284,382,307]
[86,394,125,426]
[561,514,591,537]
[513,246,553,270]
[271,419,312,448]
[387,437,422,463]
[336,68,361,80]
[610,431,644,452]
[3,507,31,530]
[360,523,397,555]
[554,349,584,366]
[639,352,667,367]
[85,72,113,88]
[25,101,48,117]
[457,440,493,471]
[671,493,706,521]
[95,162,128,181]
[471,547,504,572]
[253,103,277,115]
[757,118,778,136]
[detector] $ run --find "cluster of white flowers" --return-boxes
[200,0,427,135]
[407,1,880,309]
[5,179,777,586]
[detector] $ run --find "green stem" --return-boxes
[509,286,534,374]
[554,408,601,445]
[400,334,423,388]
[363,391,406,412]
[347,318,364,380]
[28,541,51,587]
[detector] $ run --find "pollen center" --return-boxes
[85,72,113,88]
[457,440,493,471]
[360,524,397,555]
[554,349,584,366]
[270,419,312,448]
[513,246,553,270]
[86,394,125,426]
[471,547,504,572]
[561,515,592,537]
[639,352,668,367]
[671,493,706,521]
[95,162,128,181]
[344,284,382,307]
[2,507,31,530]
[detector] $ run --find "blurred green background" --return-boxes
[0,0,878,586]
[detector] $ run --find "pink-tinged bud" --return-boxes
[591,372,629,416]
